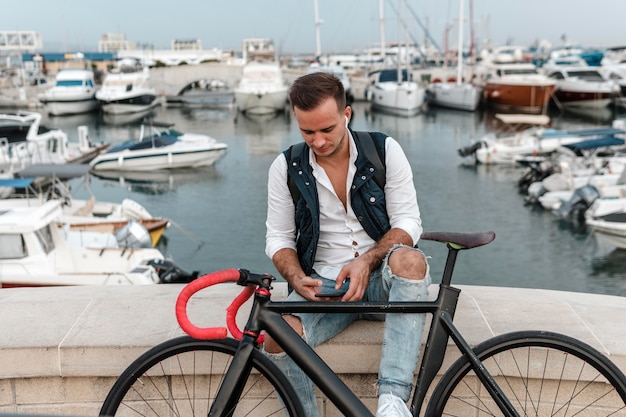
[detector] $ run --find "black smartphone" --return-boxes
[315,289,347,298]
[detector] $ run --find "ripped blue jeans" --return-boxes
[264,245,431,417]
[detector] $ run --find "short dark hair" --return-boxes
[288,72,346,112]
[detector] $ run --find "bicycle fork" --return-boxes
[207,336,258,417]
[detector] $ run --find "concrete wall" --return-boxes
[0,283,625,416]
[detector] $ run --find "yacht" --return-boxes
[96,60,158,115]
[234,38,288,115]
[477,46,556,114]
[37,68,100,116]
[234,61,288,115]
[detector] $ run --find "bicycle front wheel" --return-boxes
[427,330,626,416]
[100,336,304,417]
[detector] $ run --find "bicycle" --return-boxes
[100,231,626,416]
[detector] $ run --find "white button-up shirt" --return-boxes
[265,132,422,281]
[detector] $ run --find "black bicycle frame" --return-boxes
[209,239,518,417]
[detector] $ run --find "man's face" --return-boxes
[293,98,351,159]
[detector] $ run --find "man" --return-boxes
[264,72,430,417]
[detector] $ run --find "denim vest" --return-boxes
[284,130,391,275]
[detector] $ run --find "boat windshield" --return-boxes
[378,69,411,83]
[501,68,539,76]
[56,80,84,87]
[0,234,27,259]
[35,225,55,255]
[567,70,605,81]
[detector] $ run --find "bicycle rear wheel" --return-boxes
[100,336,304,417]
[426,330,626,416]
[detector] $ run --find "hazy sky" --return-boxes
[2,0,625,55]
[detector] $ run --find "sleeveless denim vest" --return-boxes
[284,130,390,275]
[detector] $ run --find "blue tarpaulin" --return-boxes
[562,136,625,151]
[0,178,35,188]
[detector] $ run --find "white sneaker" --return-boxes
[376,393,412,417]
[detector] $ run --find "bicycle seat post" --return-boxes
[440,244,460,288]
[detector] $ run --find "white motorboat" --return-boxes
[96,60,158,115]
[37,68,100,116]
[368,68,425,117]
[0,199,165,287]
[458,114,626,165]
[585,197,626,249]
[545,66,620,109]
[89,121,227,171]
[234,61,288,115]
[0,112,109,173]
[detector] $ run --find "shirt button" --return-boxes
[361,176,366,180]
[369,167,374,172]
[370,197,376,202]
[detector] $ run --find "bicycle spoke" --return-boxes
[431,332,626,417]
[101,337,302,417]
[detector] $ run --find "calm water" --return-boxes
[41,102,626,297]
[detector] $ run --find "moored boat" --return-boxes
[0,200,165,287]
[89,121,227,171]
[96,59,158,115]
[477,46,556,114]
[37,68,100,116]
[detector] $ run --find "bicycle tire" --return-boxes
[100,336,304,417]
[426,330,626,416]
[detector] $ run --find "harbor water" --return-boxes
[42,102,626,297]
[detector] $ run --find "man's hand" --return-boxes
[335,256,371,301]
[291,276,324,301]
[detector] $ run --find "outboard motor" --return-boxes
[554,184,601,223]
[148,259,199,284]
[457,141,483,158]
[116,221,152,248]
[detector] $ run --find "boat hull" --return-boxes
[586,218,626,249]
[426,82,482,111]
[44,97,100,116]
[234,89,288,115]
[371,82,425,117]
[98,94,158,114]
[90,146,227,171]
[554,89,616,109]
[483,82,555,114]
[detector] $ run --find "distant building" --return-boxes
[21,52,117,75]
[171,39,202,51]
[0,31,42,52]
[98,33,136,53]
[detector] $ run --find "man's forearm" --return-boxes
[360,228,413,270]
[271,248,306,285]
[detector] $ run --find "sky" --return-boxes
[1,0,625,56]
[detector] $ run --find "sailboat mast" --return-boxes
[397,0,402,84]
[457,0,464,85]
[379,0,385,64]
[314,0,323,57]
